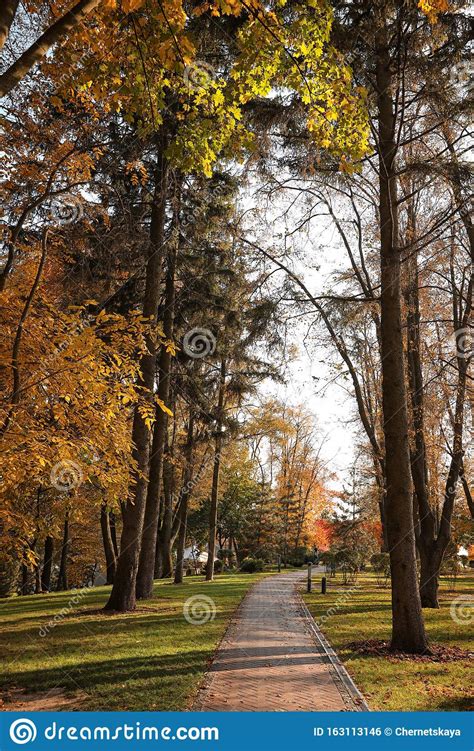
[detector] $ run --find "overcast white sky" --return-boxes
[247,185,362,488]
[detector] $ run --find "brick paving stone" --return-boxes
[195,572,355,711]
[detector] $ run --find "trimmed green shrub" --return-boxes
[240,557,264,573]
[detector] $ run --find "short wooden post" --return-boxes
[321,576,327,595]
[307,562,312,592]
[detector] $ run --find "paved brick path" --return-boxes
[195,571,356,711]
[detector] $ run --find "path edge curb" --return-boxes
[297,588,371,712]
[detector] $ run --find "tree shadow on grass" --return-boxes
[0,576,253,620]
[2,648,213,708]
[313,603,393,617]
[434,696,474,711]
[0,590,106,619]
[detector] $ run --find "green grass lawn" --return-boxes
[0,573,264,711]
[303,570,473,712]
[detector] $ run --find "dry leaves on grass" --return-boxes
[346,639,473,663]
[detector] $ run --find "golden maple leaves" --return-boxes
[0,246,170,550]
[46,0,371,173]
[418,0,450,23]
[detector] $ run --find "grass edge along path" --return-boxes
[303,570,473,712]
[0,572,267,711]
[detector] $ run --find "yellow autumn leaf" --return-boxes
[156,398,173,417]
[122,0,144,12]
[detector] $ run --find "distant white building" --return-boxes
[182,546,218,573]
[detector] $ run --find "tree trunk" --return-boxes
[0,556,20,597]
[378,495,389,552]
[109,512,119,556]
[100,504,117,585]
[20,561,29,595]
[231,536,239,565]
[159,446,175,579]
[460,462,474,518]
[40,535,54,592]
[404,208,441,608]
[159,519,173,579]
[174,413,195,584]
[105,135,168,612]
[419,545,442,608]
[205,360,226,581]
[375,20,428,652]
[136,199,178,598]
[34,559,41,594]
[154,541,163,579]
[0,0,102,97]
[161,550,173,579]
[56,512,69,591]
[173,498,188,585]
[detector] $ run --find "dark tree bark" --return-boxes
[406,253,439,608]
[231,536,239,565]
[174,412,195,584]
[105,135,169,612]
[205,359,226,581]
[0,557,19,597]
[460,462,474,518]
[375,17,428,652]
[100,504,117,585]
[40,535,54,592]
[32,487,42,594]
[158,436,176,579]
[109,512,119,557]
[20,561,29,596]
[56,511,70,591]
[34,557,42,594]
[136,218,178,597]
[154,536,163,580]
